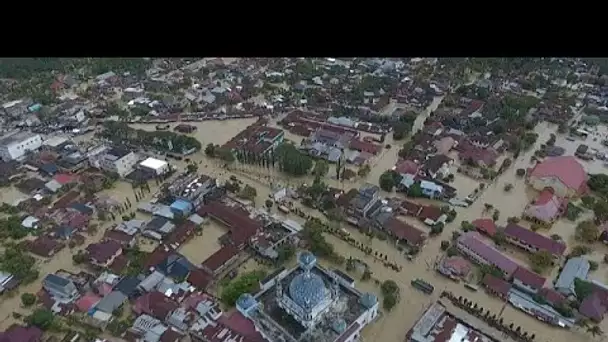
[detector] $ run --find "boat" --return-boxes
[411,279,434,295]
[156,124,170,131]
[278,205,290,213]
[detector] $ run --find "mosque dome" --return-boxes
[298,251,317,270]
[289,271,328,311]
[236,293,257,311]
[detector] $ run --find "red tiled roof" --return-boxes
[460,146,498,166]
[187,269,212,290]
[528,156,587,193]
[512,267,546,290]
[104,230,134,244]
[538,287,565,306]
[349,139,382,155]
[53,173,77,185]
[0,325,43,342]
[108,255,129,274]
[504,223,566,256]
[28,236,64,257]
[395,160,420,175]
[482,274,512,297]
[580,286,608,322]
[202,245,239,273]
[384,217,425,246]
[218,312,264,342]
[134,291,178,321]
[86,240,122,264]
[145,245,174,269]
[75,293,101,312]
[160,329,182,342]
[164,221,196,246]
[198,202,260,247]
[457,232,519,277]
[472,218,497,236]
[401,200,422,215]
[418,205,443,221]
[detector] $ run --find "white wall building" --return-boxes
[0,131,43,161]
[91,147,138,177]
[139,157,169,175]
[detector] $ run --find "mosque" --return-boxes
[236,251,379,342]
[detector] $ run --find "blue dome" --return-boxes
[298,251,317,270]
[236,293,257,311]
[289,271,328,311]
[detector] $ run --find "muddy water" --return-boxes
[179,221,225,264]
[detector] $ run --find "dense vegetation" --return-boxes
[221,270,267,306]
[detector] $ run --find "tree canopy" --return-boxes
[575,220,599,244]
[312,160,329,177]
[275,143,313,176]
[98,121,201,153]
[221,270,267,307]
[528,250,553,273]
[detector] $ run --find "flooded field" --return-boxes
[179,221,225,264]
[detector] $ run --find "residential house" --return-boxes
[456,232,519,279]
[523,189,567,226]
[103,230,136,248]
[133,291,179,321]
[42,274,78,300]
[86,241,123,268]
[201,245,240,276]
[90,146,139,177]
[418,205,447,226]
[555,256,590,297]
[503,223,566,260]
[346,184,381,221]
[0,272,19,294]
[459,145,498,168]
[419,180,444,199]
[28,236,65,257]
[482,274,512,300]
[400,200,422,216]
[0,131,43,161]
[421,154,452,179]
[376,213,426,247]
[394,160,420,177]
[154,252,197,280]
[527,156,588,198]
[579,282,608,322]
[433,136,456,156]
[471,218,497,237]
[75,293,102,313]
[437,256,472,279]
[0,325,43,342]
[94,290,127,315]
[198,202,261,249]
[512,267,546,294]
[143,216,176,240]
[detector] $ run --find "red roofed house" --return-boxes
[381,216,426,247]
[201,245,240,276]
[456,232,519,279]
[579,282,608,322]
[0,325,43,342]
[400,200,422,216]
[134,291,179,321]
[86,240,123,268]
[418,205,447,226]
[53,173,77,185]
[538,288,566,307]
[482,274,512,300]
[527,156,588,198]
[503,223,566,261]
[523,188,567,227]
[512,267,546,294]
[471,218,497,237]
[437,256,472,279]
[104,229,136,248]
[186,269,213,290]
[394,160,420,177]
[75,293,101,312]
[349,139,382,155]
[28,236,65,257]
[198,202,261,249]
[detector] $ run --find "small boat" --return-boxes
[278,205,290,213]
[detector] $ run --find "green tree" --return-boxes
[492,209,500,222]
[187,163,198,174]
[575,278,595,300]
[26,308,55,330]
[381,280,400,297]
[575,220,599,243]
[218,148,236,163]
[274,143,313,176]
[221,270,267,307]
[528,250,553,273]
[379,171,396,192]
[383,294,397,311]
[479,264,504,279]
[392,122,411,140]
[312,160,329,177]
[569,245,592,257]
[205,143,217,156]
[408,182,423,198]
[587,325,604,338]
[357,164,371,177]
[238,185,257,202]
[593,199,608,222]
[21,293,36,307]
[265,200,273,210]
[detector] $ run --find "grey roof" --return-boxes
[0,131,38,146]
[106,147,131,159]
[43,274,70,287]
[288,271,328,312]
[327,147,342,162]
[139,271,166,292]
[95,290,127,313]
[555,257,590,295]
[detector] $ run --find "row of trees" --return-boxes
[98,121,202,154]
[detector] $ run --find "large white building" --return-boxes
[139,157,169,175]
[0,131,43,161]
[90,146,139,177]
[236,252,379,342]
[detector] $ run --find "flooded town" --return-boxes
[0,57,607,342]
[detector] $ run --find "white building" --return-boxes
[90,146,138,177]
[0,131,43,161]
[139,157,169,175]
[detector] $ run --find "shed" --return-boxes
[22,216,40,229]
[170,199,193,216]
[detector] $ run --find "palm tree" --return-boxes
[530,333,535,341]
[587,326,604,339]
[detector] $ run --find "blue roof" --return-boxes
[236,293,257,311]
[288,271,327,311]
[359,292,378,308]
[39,163,59,175]
[70,203,93,215]
[298,251,317,269]
[170,199,192,212]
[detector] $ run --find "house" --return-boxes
[346,184,381,220]
[418,205,447,226]
[538,288,566,307]
[400,200,422,216]
[433,136,456,155]
[94,290,127,314]
[0,272,19,294]
[419,180,443,199]
[143,216,176,239]
[394,159,420,177]
[456,232,519,279]
[75,293,101,313]
[134,291,179,321]
[512,267,546,294]
[186,269,212,290]
[155,252,197,280]
[114,276,143,298]
[86,241,123,268]
[437,256,472,279]
[523,189,567,226]
[579,282,608,322]
[459,145,498,168]
[28,236,65,257]
[471,218,497,237]
[377,214,426,247]
[482,274,512,300]
[103,229,136,247]
[42,274,78,300]
[91,146,139,177]
[0,131,43,161]
[0,325,43,342]
[555,256,590,297]
[527,156,588,198]
[201,245,240,276]
[422,154,452,179]
[503,223,566,260]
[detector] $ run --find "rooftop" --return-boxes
[0,131,38,146]
[528,156,587,191]
[140,157,168,170]
[504,223,566,256]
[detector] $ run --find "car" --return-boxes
[411,278,434,295]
